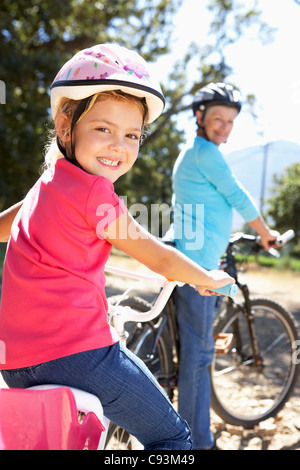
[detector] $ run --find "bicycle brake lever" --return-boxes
[268,247,280,258]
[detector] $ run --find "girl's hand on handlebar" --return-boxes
[196,270,235,297]
[197,287,219,296]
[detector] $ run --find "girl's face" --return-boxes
[71,97,143,183]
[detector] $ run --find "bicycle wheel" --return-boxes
[105,295,174,450]
[211,298,299,428]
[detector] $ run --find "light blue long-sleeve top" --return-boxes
[172,136,259,270]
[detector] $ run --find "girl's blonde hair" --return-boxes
[44,90,148,169]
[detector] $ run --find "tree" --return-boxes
[1,0,273,220]
[267,163,300,257]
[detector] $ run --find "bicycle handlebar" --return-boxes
[108,278,179,336]
[228,229,295,255]
[105,265,238,339]
[210,283,238,297]
[106,230,294,333]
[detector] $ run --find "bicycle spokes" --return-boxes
[211,299,299,428]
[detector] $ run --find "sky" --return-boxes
[154,0,300,156]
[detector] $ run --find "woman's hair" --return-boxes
[43,90,148,170]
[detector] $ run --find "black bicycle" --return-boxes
[211,230,299,428]
[105,230,299,447]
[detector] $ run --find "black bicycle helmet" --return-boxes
[192,82,242,115]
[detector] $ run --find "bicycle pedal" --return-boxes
[214,333,233,354]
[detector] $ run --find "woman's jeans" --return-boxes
[174,284,216,449]
[1,341,192,450]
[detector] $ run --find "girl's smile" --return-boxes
[71,97,143,183]
[97,157,120,168]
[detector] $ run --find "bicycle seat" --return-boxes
[0,386,106,450]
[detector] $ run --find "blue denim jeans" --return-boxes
[174,284,216,449]
[1,341,192,450]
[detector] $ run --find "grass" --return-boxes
[0,243,7,275]
[235,253,300,272]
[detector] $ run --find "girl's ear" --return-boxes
[55,113,71,143]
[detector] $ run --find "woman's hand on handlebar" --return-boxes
[260,229,280,252]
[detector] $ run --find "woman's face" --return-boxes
[71,97,143,183]
[198,105,238,146]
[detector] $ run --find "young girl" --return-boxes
[0,44,234,450]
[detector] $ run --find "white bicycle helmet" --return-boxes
[50,43,165,125]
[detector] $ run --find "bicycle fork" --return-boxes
[234,284,264,367]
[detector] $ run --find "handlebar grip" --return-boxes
[210,283,238,298]
[276,229,295,245]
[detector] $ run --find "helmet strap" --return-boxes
[57,96,93,171]
[197,123,210,142]
[56,136,67,158]
[70,96,93,171]
[196,107,210,141]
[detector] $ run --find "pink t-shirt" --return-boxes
[0,159,128,369]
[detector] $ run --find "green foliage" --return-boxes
[0,243,7,267]
[1,0,272,227]
[267,163,300,257]
[235,253,300,273]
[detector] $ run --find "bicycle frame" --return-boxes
[217,229,295,366]
[105,264,182,339]
[105,265,183,396]
[227,288,264,369]
[219,240,264,365]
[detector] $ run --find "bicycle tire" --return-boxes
[211,298,299,428]
[104,295,174,450]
